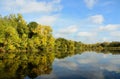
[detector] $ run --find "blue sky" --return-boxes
[0,0,120,43]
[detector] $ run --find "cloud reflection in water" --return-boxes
[36,52,120,79]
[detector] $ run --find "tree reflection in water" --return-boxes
[0,51,55,79]
[0,50,120,79]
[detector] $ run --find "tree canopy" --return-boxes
[0,14,55,52]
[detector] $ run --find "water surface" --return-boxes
[0,51,120,79]
[35,52,120,79]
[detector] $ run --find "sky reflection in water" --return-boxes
[35,52,120,79]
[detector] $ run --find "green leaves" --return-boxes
[0,14,55,51]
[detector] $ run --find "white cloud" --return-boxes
[84,0,98,9]
[78,32,97,37]
[59,25,78,34]
[54,25,78,39]
[54,33,66,38]
[57,61,78,70]
[102,1,114,6]
[99,24,120,31]
[89,14,104,24]
[110,31,120,37]
[0,0,62,13]
[102,37,109,42]
[36,15,58,25]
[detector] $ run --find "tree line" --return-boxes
[0,14,120,52]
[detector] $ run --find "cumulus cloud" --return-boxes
[0,0,62,13]
[54,25,78,39]
[89,14,104,24]
[59,25,78,34]
[78,32,97,37]
[110,31,120,37]
[102,37,109,42]
[36,15,58,25]
[99,24,120,31]
[84,0,98,9]
[54,33,67,38]
[77,31,98,43]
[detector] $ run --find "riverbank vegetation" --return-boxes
[0,14,120,52]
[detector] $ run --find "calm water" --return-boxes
[0,51,120,79]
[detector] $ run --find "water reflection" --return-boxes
[0,50,120,79]
[52,52,120,79]
[0,52,55,79]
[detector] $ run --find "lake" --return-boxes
[0,51,120,79]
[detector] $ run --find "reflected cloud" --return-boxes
[75,52,120,73]
[52,52,120,79]
[36,73,58,79]
[55,60,78,71]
